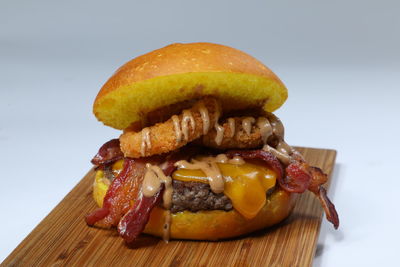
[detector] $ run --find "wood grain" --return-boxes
[2,147,337,267]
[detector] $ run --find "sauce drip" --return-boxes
[171,115,182,143]
[142,164,173,208]
[263,144,291,165]
[198,102,210,134]
[172,111,196,143]
[269,113,285,138]
[214,122,225,146]
[216,114,295,165]
[257,117,273,143]
[228,118,235,138]
[242,117,256,135]
[213,109,224,145]
[142,163,173,242]
[140,128,151,156]
[174,154,244,193]
[258,114,293,165]
[277,141,293,156]
[175,160,224,193]
[181,110,196,140]
[172,101,213,143]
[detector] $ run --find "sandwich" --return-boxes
[85,42,339,243]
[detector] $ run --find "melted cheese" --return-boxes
[173,162,276,219]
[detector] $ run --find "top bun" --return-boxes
[93,42,287,130]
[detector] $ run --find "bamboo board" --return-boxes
[2,147,337,267]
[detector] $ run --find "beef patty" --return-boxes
[171,180,233,213]
[103,166,233,213]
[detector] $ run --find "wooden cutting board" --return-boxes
[2,147,337,267]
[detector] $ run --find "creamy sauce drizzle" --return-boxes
[172,101,213,144]
[258,114,293,165]
[242,117,256,135]
[257,117,273,143]
[227,118,235,138]
[214,122,225,146]
[142,163,173,242]
[140,128,151,156]
[181,110,196,140]
[277,141,293,156]
[263,144,291,165]
[174,154,244,193]
[269,114,285,138]
[198,102,210,134]
[171,115,182,142]
[220,114,294,165]
[213,109,224,145]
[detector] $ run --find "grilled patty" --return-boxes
[104,167,233,213]
[171,180,233,213]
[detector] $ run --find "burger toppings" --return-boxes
[118,184,165,243]
[87,96,339,244]
[173,155,277,219]
[86,158,146,227]
[119,97,220,158]
[91,138,123,166]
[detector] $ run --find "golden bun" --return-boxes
[93,42,288,130]
[93,170,297,240]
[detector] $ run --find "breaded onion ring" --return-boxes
[201,116,266,149]
[120,97,221,158]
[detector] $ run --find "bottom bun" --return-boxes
[93,169,297,240]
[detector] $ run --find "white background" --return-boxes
[1,1,399,266]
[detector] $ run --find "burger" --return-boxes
[85,42,339,243]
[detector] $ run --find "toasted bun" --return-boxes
[94,42,288,130]
[93,170,297,240]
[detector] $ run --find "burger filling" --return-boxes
[86,96,339,244]
[101,158,277,216]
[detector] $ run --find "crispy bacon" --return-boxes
[114,155,183,243]
[318,187,339,229]
[91,139,124,166]
[306,166,339,229]
[86,158,146,227]
[86,144,182,234]
[308,166,328,193]
[118,185,164,243]
[279,162,311,193]
[226,150,283,179]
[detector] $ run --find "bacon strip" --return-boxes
[308,166,328,193]
[91,139,124,166]
[317,187,339,229]
[226,150,283,179]
[87,141,183,233]
[279,162,311,193]
[118,185,164,243]
[306,166,339,229]
[115,156,180,243]
[85,158,146,227]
